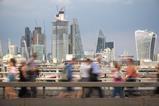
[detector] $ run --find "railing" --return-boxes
[0,82,159,99]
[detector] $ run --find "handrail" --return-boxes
[0,82,159,87]
[0,82,159,99]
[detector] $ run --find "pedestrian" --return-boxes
[125,58,138,96]
[112,62,124,98]
[77,58,91,98]
[18,61,30,98]
[5,58,18,99]
[57,58,76,98]
[154,63,159,94]
[65,58,76,92]
[86,58,104,98]
[27,53,39,97]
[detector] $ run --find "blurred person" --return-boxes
[18,61,30,98]
[154,63,159,94]
[77,58,91,98]
[125,58,138,96]
[65,58,76,92]
[5,58,18,99]
[86,58,104,98]
[112,62,124,98]
[57,58,76,98]
[27,53,39,97]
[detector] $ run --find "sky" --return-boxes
[0,0,159,59]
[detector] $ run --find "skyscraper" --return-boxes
[0,40,3,58]
[52,9,69,63]
[31,27,45,61]
[96,30,105,53]
[135,30,157,61]
[104,41,115,62]
[25,27,31,56]
[20,36,26,58]
[105,42,114,50]
[8,40,18,56]
[69,18,84,59]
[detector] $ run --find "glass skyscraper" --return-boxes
[135,30,157,61]
[96,30,105,53]
[69,18,84,59]
[52,9,69,63]
[31,27,45,61]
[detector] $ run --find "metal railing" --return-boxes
[0,82,159,99]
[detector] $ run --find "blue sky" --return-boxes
[0,0,159,58]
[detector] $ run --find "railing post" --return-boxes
[2,87,5,99]
[43,86,46,98]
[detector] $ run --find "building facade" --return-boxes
[52,9,69,63]
[69,18,84,59]
[135,30,157,61]
[0,40,3,58]
[31,27,45,61]
[96,30,105,53]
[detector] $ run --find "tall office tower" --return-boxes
[52,8,69,63]
[25,27,31,56]
[20,36,26,58]
[96,30,105,53]
[8,40,18,56]
[0,40,3,58]
[104,42,115,62]
[31,27,45,61]
[69,18,84,59]
[135,30,157,61]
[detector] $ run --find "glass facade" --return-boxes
[96,30,105,53]
[135,30,157,61]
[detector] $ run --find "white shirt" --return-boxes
[80,63,91,78]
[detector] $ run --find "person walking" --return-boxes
[5,58,18,99]
[125,58,138,96]
[19,61,30,98]
[27,53,39,97]
[112,62,124,98]
[86,58,104,98]
[77,58,91,98]
[65,58,76,92]
[154,64,159,94]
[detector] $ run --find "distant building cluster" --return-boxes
[96,30,115,63]
[20,26,46,61]
[52,9,84,63]
[0,9,158,64]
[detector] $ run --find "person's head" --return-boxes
[9,58,16,67]
[96,57,102,63]
[113,61,120,70]
[69,58,76,64]
[85,58,92,64]
[127,58,133,65]
[156,64,159,70]
[21,61,26,67]
[32,53,37,59]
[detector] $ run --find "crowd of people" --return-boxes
[3,54,159,99]
[5,53,39,99]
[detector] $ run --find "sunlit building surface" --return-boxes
[69,18,84,59]
[52,9,69,63]
[135,30,157,61]
[31,27,45,60]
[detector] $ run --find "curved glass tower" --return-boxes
[135,30,157,61]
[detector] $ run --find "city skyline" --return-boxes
[0,0,159,59]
